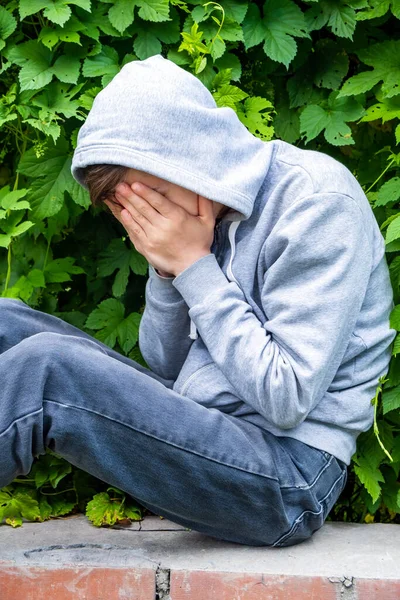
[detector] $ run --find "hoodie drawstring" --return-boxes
[188,220,241,340]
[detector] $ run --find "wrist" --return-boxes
[155,268,174,278]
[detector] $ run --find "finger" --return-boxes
[120,207,145,237]
[104,199,123,220]
[198,195,215,224]
[105,199,144,237]
[115,191,155,232]
[117,182,177,219]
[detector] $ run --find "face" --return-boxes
[119,168,227,219]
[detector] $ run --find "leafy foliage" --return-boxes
[0,0,399,528]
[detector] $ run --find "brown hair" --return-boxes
[81,164,128,208]
[82,163,231,219]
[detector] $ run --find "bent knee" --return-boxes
[0,297,29,312]
[23,331,108,362]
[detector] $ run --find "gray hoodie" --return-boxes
[71,54,396,466]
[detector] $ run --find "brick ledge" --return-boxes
[0,515,399,599]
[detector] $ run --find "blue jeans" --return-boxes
[0,298,347,547]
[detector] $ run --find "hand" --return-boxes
[104,181,215,277]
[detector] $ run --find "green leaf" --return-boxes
[353,455,384,503]
[86,491,126,526]
[44,1,72,27]
[382,385,400,414]
[6,41,54,91]
[0,188,30,212]
[44,257,85,283]
[263,0,309,68]
[221,0,249,23]
[66,176,91,208]
[243,0,308,67]
[138,0,171,22]
[108,0,136,33]
[360,96,400,124]
[30,453,72,488]
[0,491,41,526]
[32,81,80,120]
[236,96,275,141]
[6,220,34,238]
[305,0,357,39]
[300,104,328,143]
[196,17,244,43]
[386,216,400,246]
[69,0,91,11]
[356,0,395,20]
[214,52,242,81]
[0,6,17,46]
[390,304,400,330]
[27,269,46,288]
[212,83,249,110]
[134,30,162,60]
[85,298,141,353]
[273,101,300,143]
[0,233,12,248]
[82,45,120,81]
[79,86,101,110]
[38,27,59,49]
[97,238,147,297]
[19,0,48,20]
[53,55,81,84]
[313,39,349,90]
[300,91,364,145]
[339,41,400,99]
[375,178,400,207]
[18,138,76,220]
[242,4,266,50]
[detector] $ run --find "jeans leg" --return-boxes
[0,298,173,388]
[0,299,347,546]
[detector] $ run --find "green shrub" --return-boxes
[0,0,399,527]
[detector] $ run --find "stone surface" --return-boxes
[0,515,399,599]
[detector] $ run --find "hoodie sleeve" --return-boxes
[138,263,193,380]
[171,193,373,429]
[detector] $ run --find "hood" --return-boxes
[71,54,273,221]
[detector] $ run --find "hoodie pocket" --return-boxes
[174,361,245,414]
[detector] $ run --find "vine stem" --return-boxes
[371,376,393,462]
[3,123,28,293]
[43,237,51,270]
[365,158,395,194]
[40,488,76,496]
[4,243,12,292]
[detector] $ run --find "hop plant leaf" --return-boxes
[86,491,142,527]
[242,0,309,68]
[0,490,41,527]
[300,90,365,145]
[85,298,141,354]
[338,40,400,99]
[97,238,148,297]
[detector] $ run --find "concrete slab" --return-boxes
[0,515,399,580]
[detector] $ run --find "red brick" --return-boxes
[356,579,400,599]
[0,566,155,600]
[171,571,337,600]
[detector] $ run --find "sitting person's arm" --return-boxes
[138,263,194,380]
[171,193,373,428]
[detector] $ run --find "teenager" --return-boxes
[0,54,395,547]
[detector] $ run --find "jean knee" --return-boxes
[0,297,28,310]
